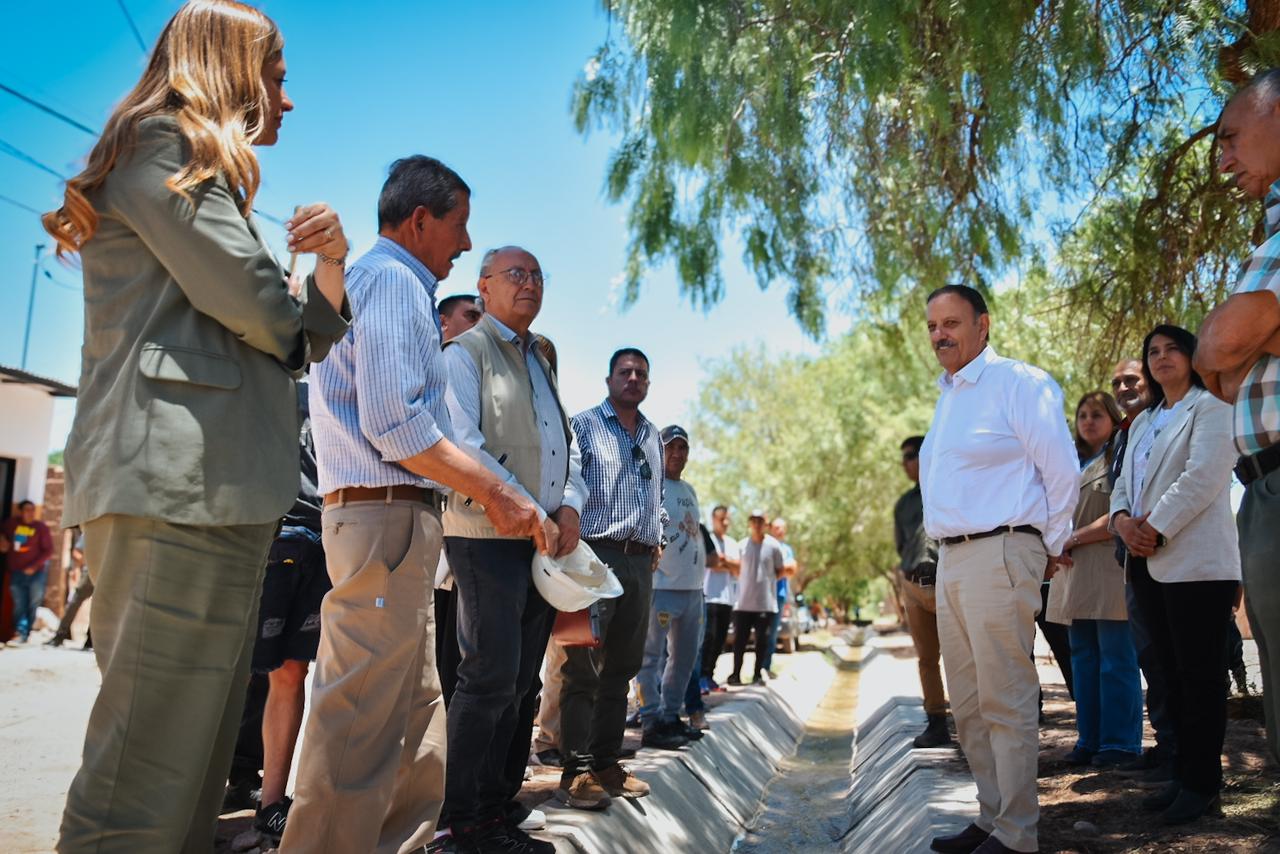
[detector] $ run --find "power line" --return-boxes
[42,269,82,293]
[115,0,148,53]
[0,138,66,180]
[0,83,97,136]
[0,193,45,216]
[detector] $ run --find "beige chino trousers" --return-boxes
[937,532,1045,854]
[59,514,276,854]
[533,637,567,753]
[281,499,446,854]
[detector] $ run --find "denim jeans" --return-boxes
[1068,618,1142,755]
[9,567,47,639]
[636,589,704,723]
[442,537,552,828]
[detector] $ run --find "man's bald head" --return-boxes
[477,245,544,336]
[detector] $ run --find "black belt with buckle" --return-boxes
[903,566,937,587]
[1235,443,1280,485]
[941,525,1041,547]
[585,537,656,556]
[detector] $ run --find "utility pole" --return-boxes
[22,243,45,369]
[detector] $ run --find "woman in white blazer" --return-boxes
[1110,324,1241,826]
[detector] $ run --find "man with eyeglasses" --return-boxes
[435,246,583,853]
[555,348,666,811]
[894,435,952,749]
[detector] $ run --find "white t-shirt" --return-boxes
[704,531,740,605]
[655,479,705,590]
[735,535,785,613]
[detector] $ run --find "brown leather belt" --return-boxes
[323,485,444,510]
[585,537,656,556]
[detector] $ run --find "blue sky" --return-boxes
[0,1,848,449]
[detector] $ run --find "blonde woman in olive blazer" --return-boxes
[1107,324,1240,825]
[43,4,351,851]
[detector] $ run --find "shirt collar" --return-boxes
[1266,180,1280,240]
[601,398,650,435]
[485,314,528,352]
[375,236,438,295]
[937,344,997,389]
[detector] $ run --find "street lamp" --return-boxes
[21,243,45,370]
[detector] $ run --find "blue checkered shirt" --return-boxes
[311,237,453,493]
[571,399,666,546]
[1232,180,1280,455]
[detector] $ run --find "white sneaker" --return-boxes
[517,807,546,832]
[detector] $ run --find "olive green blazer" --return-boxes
[63,116,350,528]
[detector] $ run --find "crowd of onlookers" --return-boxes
[895,68,1280,854]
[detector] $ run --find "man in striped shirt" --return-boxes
[1196,68,1280,765]
[555,348,666,811]
[284,157,550,854]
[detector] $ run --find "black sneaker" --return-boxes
[641,719,688,750]
[44,636,66,648]
[726,675,743,686]
[425,834,473,853]
[679,719,705,741]
[531,748,563,768]
[222,780,261,813]
[471,820,554,854]
[616,747,637,760]
[254,796,292,843]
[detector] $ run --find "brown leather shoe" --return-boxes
[555,770,612,810]
[930,822,990,853]
[592,763,650,799]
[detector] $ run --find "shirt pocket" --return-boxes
[138,343,242,390]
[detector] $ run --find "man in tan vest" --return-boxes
[437,246,587,852]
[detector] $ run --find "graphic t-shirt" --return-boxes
[655,478,704,590]
[705,531,740,605]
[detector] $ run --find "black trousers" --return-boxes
[435,585,461,706]
[501,612,556,804]
[1128,557,1237,796]
[701,602,733,680]
[1037,581,1075,701]
[441,537,553,828]
[560,547,653,773]
[731,610,774,682]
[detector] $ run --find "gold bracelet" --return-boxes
[317,252,347,267]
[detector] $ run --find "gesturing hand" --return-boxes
[286,203,348,260]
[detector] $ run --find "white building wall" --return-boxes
[0,384,58,507]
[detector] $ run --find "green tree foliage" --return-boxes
[574,0,1280,366]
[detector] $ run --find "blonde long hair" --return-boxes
[43,0,282,255]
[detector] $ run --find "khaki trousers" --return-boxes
[900,577,947,715]
[59,514,276,854]
[533,637,567,753]
[281,500,446,854]
[937,533,1045,854]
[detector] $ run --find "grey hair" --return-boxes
[479,245,531,277]
[1233,68,1280,111]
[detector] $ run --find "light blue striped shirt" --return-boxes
[572,399,665,546]
[312,236,453,494]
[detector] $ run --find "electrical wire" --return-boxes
[115,0,148,53]
[0,83,97,136]
[0,193,45,216]
[0,137,66,180]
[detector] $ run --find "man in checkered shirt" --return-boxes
[1196,67,1280,764]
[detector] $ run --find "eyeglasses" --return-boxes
[632,445,652,480]
[481,267,547,288]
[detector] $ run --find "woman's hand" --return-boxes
[1115,512,1157,557]
[286,203,348,260]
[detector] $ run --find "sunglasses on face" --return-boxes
[632,445,653,480]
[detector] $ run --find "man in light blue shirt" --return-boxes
[285,157,549,854]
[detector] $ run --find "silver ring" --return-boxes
[325,227,334,239]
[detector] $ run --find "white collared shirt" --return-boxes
[919,345,1079,556]
[443,316,586,519]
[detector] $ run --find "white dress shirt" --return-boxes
[919,345,1079,556]
[443,316,586,520]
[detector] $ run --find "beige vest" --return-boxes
[442,316,571,539]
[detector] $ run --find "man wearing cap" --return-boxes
[920,284,1077,854]
[635,425,709,749]
[729,510,787,686]
[438,246,586,853]
[556,347,665,811]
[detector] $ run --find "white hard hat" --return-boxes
[532,540,624,611]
